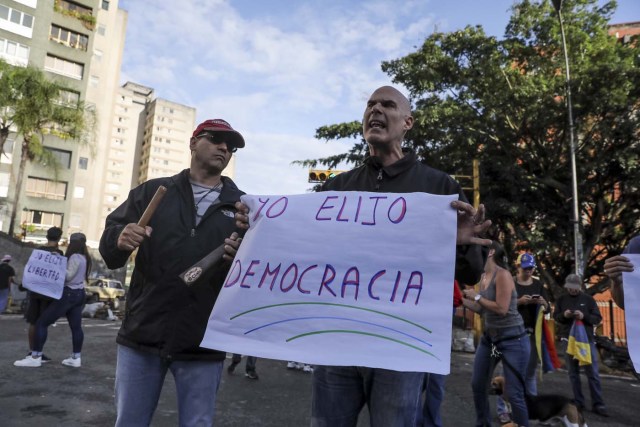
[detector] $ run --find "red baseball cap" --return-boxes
[192,119,245,149]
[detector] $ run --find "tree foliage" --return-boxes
[0,59,95,237]
[301,0,640,295]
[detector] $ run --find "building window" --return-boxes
[44,54,84,79]
[101,0,110,10]
[56,0,92,16]
[57,89,80,107]
[97,24,106,36]
[78,157,88,169]
[0,172,9,197]
[49,24,89,51]
[22,209,63,228]
[26,176,68,200]
[1,139,14,164]
[0,5,34,38]
[90,75,99,87]
[45,147,72,168]
[73,186,85,198]
[0,37,29,66]
[93,48,103,62]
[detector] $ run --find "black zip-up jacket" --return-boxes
[553,292,602,341]
[322,150,485,285]
[99,169,244,361]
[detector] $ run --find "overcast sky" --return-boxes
[117,0,639,195]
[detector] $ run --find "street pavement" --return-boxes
[1,314,638,426]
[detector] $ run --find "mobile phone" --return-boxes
[531,294,540,299]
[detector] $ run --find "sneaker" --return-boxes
[14,356,42,367]
[41,354,52,363]
[245,370,259,380]
[61,356,81,368]
[302,364,313,373]
[497,413,512,424]
[286,361,297,369]
[227,361,239,374]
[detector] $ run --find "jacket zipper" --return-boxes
[375,169,383,191]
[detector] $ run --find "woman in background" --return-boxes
[461,241,530,427]
[14,232,91,368]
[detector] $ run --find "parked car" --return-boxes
[85,278,126,309]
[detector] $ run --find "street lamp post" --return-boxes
[552,0,583,275]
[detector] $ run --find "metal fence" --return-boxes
[596,299,627,345]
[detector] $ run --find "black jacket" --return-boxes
[322,150,485,285]
[99,169,244,361]
[553,292,602,341]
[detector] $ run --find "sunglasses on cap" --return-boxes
[196,133,238,153]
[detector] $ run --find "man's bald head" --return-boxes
[363,86,414,153]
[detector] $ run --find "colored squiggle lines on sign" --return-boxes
[287,330,439,359]
[230,302,432,334]
[243,316,433,347]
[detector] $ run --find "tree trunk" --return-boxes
[8,137,30,238]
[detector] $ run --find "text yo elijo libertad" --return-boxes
[27,251,65,281]
[225,195,426,305]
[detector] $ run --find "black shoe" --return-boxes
[245,370,259,380]
[227,361,239,374]
[593,405,609,417]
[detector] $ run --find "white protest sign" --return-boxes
[22,249,67,300]
[201,191,459,373]
[622,254,640,373]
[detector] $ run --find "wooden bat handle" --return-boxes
[138,186,167,227]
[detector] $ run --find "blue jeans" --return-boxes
[311,365,423,427]
[496,333,537,414]
[33,287,85,353]
[565,340,605,409]
[115,345,224,427]
[0,287,8,312]
[416,373,446,427]
[471,326,530,427]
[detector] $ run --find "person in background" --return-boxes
[99,119,245,427]
[604,235,639,309]
[14,232,91,368]
[228,354,259,379]
[462,241,530,427]
[495,253,549,424]
[553,273,608,417]
[0,254,15,313]
[16,226,63,364]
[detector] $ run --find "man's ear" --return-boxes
[189,136,197,151]
[403,114,414,131]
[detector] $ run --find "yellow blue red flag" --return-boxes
[566,319,592,366]
[534,305,561,373]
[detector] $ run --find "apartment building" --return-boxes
[0,1,209,246]
[0,0,126,245]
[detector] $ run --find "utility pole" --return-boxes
[552,0,583,275]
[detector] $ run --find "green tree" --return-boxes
[300,0,640,295]
[0,59,95,237]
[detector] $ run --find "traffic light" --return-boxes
[308,169,346,183]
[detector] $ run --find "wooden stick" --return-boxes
[137,186,167,227]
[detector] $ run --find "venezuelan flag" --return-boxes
[534,305,561,373]
[566,319,592,366]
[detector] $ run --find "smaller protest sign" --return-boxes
[22,250,67,300]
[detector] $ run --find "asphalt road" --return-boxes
[1,314,638,426]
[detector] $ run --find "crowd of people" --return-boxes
[1,84,636,427]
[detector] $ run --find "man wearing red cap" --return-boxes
[100,119,245,426]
